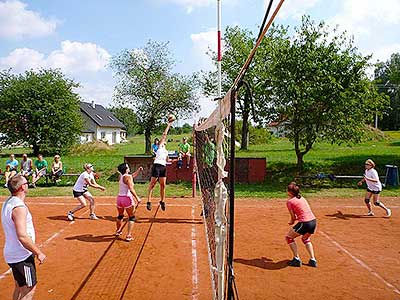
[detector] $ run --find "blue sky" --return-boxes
[1,0,399,119]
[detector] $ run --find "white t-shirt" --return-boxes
[73,171,94,192]
[154,145,169,166]
[365,168,382,192]
[1,196,35,263]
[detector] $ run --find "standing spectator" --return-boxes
[20,154,33,181]
[178,137,191,169]
[51,155,63,183]
[30,154,48,188]
[1,175,46,299]
[67,163,105,221]
[151,138,160,157]
[357,159,391,217]
[4,154,19,188]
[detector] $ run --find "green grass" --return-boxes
[1,132,400,198]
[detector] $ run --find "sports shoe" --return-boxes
[288,257,302,267]
[308,258,317,268]
[90,214,99,220]
[67,211,74,221]
[367,211,375,216]
[146,201,152,211]
[3,183,7,188]
[114,230,122,236]
[385,208,392,218]
[159,201,166,211]
[126,235,133,242]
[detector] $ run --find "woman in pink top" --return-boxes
[285,182,317,267]
[115,163,143,241]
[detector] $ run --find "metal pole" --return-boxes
[217,0,222,98]
[227,88,236,300]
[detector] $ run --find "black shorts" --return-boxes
[367,188,381,194]
[293,219,317,235]
[151,163,167,178]
[73,190,88,198]
[8,254,37,287]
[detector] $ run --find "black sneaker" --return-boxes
[159,201,166,211]
[146,201,152,211]
[288,257,302,267]
[308,259,317,268]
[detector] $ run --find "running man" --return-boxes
[357,159,391,217]
[146,119,174,211]
[115,163,143,241]
[67,163,105,221]
[1,175,46,300]
[285,182,317,267]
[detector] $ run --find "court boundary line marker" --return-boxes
[320,230,400,295]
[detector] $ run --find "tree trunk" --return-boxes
[144,128,151,154]
[294,136,304,172]
[32,144,40,157]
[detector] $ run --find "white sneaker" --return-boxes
[90,214,99,220]
[367,211,375,216]
[67,211,74,221]
[385,209,392,218]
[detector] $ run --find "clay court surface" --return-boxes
[0,196,399,299]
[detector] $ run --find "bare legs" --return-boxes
[13,281,36,300]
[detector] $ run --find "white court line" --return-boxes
[191,205,199,300]
[0,209,87,281]
[320,231,400,295]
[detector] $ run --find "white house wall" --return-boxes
[96,127,121,145]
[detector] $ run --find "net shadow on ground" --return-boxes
[136,217,203,224]
[234,257,289,270]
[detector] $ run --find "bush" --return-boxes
[70,140,114,155]
[235,121,274,145]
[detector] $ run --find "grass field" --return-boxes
[1,132,400,198]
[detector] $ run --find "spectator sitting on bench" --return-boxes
[20,153,33,182]
[3,154,19,188]
[178,137,191,169]
[30,154,48,188]
[51,155,63,183]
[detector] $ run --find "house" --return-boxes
[79,101,126,144]
[266,120,290,137]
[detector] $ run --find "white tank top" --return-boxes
[154,145,169,166]
[1,196,35,263]
[118,174,132,196]
[365,168,382,191]
[21,159,32,172]
[73,171,93,192]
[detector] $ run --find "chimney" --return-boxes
[91,101,95,109]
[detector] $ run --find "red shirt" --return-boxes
[286,196,315,222]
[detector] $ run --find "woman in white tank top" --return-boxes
[115,163,143,241]
[146,119,174,212]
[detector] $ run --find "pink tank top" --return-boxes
[286,196,316,222]
[118,174,132,196]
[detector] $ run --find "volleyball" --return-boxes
[168,114,176,122]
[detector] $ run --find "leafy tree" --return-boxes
[109,106,140,136]
[111,40,199,153]
[265,16,388,170]
[0,69,82,155]
[374,53,400,130]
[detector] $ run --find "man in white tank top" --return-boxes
[1,175,46,299]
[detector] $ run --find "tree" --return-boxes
[111,40,199,153]
[374,53,400,130]
[0,69,83,155]
[265,16,388,170]
[109,106,140,136]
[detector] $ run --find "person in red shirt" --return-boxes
[285,182,317,267]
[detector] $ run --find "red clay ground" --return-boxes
[0,196,399,299]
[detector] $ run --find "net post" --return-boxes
[192,122,197,198]
[227,87,236,300]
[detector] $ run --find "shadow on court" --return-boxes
[325,210,373,220]
[65,234,116,243]
[47,215,117,222]
[234,257,289,270]
[136,217,203,224]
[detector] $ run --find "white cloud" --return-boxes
[76,81,115,108]
[372,44,400,63]
[156,0,237,14]
[267,0,319,20]
[328,0,400,37]
[190,29,217,70]
[0,41,111,74]
[0,0,57,39]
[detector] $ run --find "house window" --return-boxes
[96,114,103,120]
[101,132,106,139]
[108,116,114,121]
[112,132,117,144]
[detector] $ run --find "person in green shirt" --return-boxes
[203,134,216,168]
[178,137,191,169]
[31,154,48,188]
